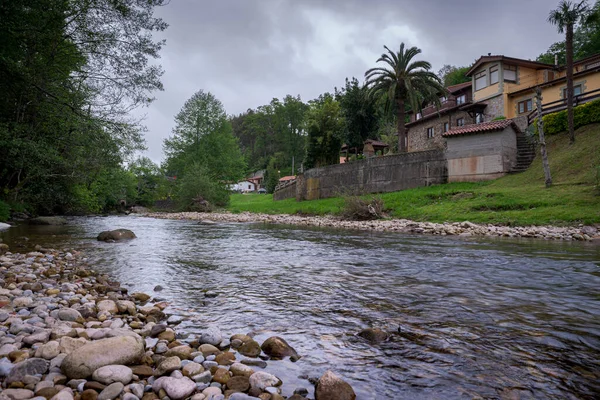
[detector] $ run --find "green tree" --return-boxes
[365,43,445,153]
[176,163,230,211]
[336,78,379,153]
[163,90,245,182]
[438,65,471,87]
[128,157,165,206]
[548,0,591,144]
[304,94,344,169]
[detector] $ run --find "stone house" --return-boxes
[407,53,600,153]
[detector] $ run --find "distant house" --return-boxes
[278,175,296,183]
[230,181,256,192]
[247,170,265,189]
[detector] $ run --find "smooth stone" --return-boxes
[226,376,250,392]
[56,309,82,322]
[97,382,124,400]
[248,371,281,392]
[50,390,74,400]
[237,340,261,358]
[96,229,136,242]
[228,394,260,400]
[129,383,144,398]
[201,387,221,397]
[260,336,299,361]
[192,371,212,384]
[160,377,196,400]
[357,328,389,343]
[199,327,222,346]
[153,356,181,377]
[122,394,138,400]
[129,365,153,377]
[92,365,133,385]
[164,345,192,360]
[2,388,35,400]
[96,300,118,315]
[36,341,60,360]
[229,363,254,378]
[198,344,219,357]
[182,362,204,377]
[61,336,144,379]
[58,337,87,355]
[80,390,98,400]
[314,370,356,400]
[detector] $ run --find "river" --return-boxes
[1,215,599,399]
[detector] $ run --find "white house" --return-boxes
[230,181,256,192]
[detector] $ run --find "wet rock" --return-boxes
[226,375,250,392]
[96,300,118,314]
[248,371,281,393]
[238,340,261,358]
[30,217,67,226]
[61,336,144,379]
[154,376,196,400]
[199,326,222,346]
[153,356,181,377]
[181,362,203,377]
[358,328,389,343]
[131,293,150,303]
[260,337,299,361]
[97,229,136,242]
[51,390,74,400]
[81,390,98,400]
[91,365,133,385]
[198,344,220,357]
[314,370,355,400]
[164,345,192,360]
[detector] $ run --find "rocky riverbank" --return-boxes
[143,211,600,242]
[0,248,356,400]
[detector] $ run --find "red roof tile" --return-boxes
[278,175,296,182]
[446,81,472,93]
[442,119,520,137]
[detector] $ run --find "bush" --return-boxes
[341,195,385,220]
[176,163,229,211]
[535,98,600,135]
[492,115,506,121]
[0,200,9,222]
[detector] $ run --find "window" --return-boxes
[476,113,484,124]
[427,127,435,138]
[504,65,517,82]
[443,122,449,133]
[475,71,487,91]
[456,94,466,105]
[563,84,583,99]
[518,99,533,114]
[490,65,499,84]
[416,112,422,120]
[440,96,447,103]
[456,118,465,127]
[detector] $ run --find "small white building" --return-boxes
[230,181,256,192]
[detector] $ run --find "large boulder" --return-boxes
[29,216,67,225]
[261,336,299,361]
[61,336,144,379]
[315,370,356,400]
[358,328,389,343]
[97,229,136,242]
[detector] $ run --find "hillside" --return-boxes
[229,124,600,226]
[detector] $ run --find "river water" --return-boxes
[1,216,600,399]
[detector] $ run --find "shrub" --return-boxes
[492,115,506,121]
[341,195,385,220]
[0,200,9,222]
[176,163,229,211]
[535,98,600,135]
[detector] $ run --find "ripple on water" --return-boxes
[2,215,599,399]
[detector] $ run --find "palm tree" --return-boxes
[365,43,445,153]
[548,0,590,144]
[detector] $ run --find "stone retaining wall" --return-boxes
[291,150,447,200]
[273,180,297,201]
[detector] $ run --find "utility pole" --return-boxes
[535,87,552,188]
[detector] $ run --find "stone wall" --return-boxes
[273,180,297,201]
[408,110,475,152]
[293,150,447,201]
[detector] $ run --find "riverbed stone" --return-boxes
[6,358,50,385]
[57,309,82,322]
[96,229,136,242]
[2,388,35,400]
[153,356,180,377]
[248,371,281,393]
[314,370,355,400]
[158,376,196,400]
[226,375,250,392]
[238,340,261,358]
[260,337,299,361]
[199,327,222,346]
[229,363,254,378]
[198,344,220,357]
[164,345,192,360]
[358,328,389,343]
[61,336,144,379]
[97,382,124,400]
[96,300,118,314]
[91,365,133,385]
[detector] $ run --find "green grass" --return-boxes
[227,123,600,226]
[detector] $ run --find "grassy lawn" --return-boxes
[228,124,600,226]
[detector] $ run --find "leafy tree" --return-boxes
[365,43,445,153]
[128,157,165,206]
[176,163,230,211]
[336,78,379,153]
[548,0,591,144]
[163,90,245,182]
[438,65,471,87]
[304,94,344,169]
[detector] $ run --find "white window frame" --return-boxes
[504,65,517,82]
[427,127,435,138]
[490,65,499,85]
[475,71,487,91]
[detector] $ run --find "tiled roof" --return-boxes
[364,139,389,147]
[446,81,472,93]
[442,119,519,137]
[466,55,554,76]
[278,175,296,182]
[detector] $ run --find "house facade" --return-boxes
[407,52,600,152]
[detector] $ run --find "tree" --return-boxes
[548,0,591,144]
[365,43,445,153]
[304,94,344,169]
[163,90,245,182]
[437,65,471,87]
[336,78,379,154]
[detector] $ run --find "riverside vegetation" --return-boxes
[0,246,356,400]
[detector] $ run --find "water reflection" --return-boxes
[1,216,599,399]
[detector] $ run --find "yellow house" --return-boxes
[465,53,600,129]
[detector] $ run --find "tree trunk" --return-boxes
[566,24,575,144]
[536,87,552,187]
[397,98,406,153]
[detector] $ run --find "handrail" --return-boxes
[527,88,600,124]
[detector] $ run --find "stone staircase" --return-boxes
[511,131,536,173]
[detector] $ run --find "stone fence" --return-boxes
[274,150,447,201]
[273,179,297,201]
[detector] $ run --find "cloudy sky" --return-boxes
[137,0,562,163]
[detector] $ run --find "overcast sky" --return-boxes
[137,0,562,164]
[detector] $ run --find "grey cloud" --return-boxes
[135,0,562,164]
